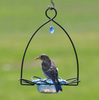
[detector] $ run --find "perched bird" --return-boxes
[35,54,62,92]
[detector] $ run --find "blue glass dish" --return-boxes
[32,78,68,93]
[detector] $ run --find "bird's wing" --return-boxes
[51,60,56,68]
[44,67,58,81]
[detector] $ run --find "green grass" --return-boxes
[0,0,99,100]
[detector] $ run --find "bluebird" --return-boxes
[35,54,62,92]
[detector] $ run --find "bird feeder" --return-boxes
[19,0,80,94]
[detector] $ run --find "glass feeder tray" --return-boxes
[32,78,68,93]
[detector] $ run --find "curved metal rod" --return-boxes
[51,0,55,8]
[52,20,79,85]
[20,19,52,85]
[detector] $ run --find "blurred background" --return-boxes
[0,0,99,100]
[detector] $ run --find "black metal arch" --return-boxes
[20,7,80,86]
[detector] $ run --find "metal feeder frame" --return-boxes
[19,4,80,87]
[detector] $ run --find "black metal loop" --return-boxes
[45,7,57,20]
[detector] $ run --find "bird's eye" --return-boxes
[40,56,44,60]
[40,55,43,59]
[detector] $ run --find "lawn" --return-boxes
[0,0,99,100]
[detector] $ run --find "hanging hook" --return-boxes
[51,0,55,8]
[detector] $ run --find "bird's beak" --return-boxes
[35,57,39,60]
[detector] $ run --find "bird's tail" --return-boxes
[53,80,62,93]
